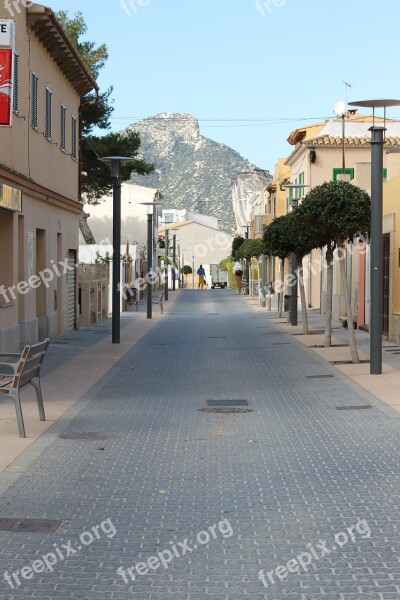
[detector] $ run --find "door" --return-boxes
[66,250,76,331]
[382,233,390,337]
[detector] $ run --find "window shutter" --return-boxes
[45,87,52,139]
[31,73,38,129]
[60,104,66,151]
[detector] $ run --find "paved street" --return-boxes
[0,290,400,599]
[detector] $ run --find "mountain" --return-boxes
[126,112,259,230]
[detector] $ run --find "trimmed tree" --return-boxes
[263,216,292,317]
[301,181,370,362]
[283,210,319,334]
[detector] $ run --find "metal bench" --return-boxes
[126,287,138,311]
[0,338,50,438]
[152,292,164,314]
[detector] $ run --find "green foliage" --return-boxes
[263,215,292,260]
[219,257,230,271]
[237,238,264,259]
[181,265,193,275]
[57,10,154,204]
[57,10,108,79]
[232,235,245,258]
[300,180,371,247]
[83,131,154,203]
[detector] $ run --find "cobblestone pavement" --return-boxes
[0,290,399,599]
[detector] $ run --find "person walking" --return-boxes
[233,260,243,294]
[197,265,206,289]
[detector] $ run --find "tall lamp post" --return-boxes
[349,98,400,374]
[243,225,250,294]
[164,228,169,301]
[99,156,134,344]
[172,233,176,291]
[140,201,161,319]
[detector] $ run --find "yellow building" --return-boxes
[0,3,97,351]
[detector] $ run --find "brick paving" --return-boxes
[0,290,399,599]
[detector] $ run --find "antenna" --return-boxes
[343,81,352,109]
[333,101,346,117]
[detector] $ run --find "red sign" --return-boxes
[0,49,13,127]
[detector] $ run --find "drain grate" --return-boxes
[312,344,348,348]
[198,408,253,414]
[207,336,227,339]
[60,432,117,440]
[330,359,370,365]
[293,331,325,335]
[206,399,249,407]
[336,405,373,411]
[305,374,334,379]
[0,518,62,533]
[271,342,291,345]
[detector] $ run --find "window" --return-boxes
[60,104,66,151]
[13,53,19,113]
[71,115,77,159]
[45,87,52,139]
[164,214,174,223]
[31,73,38,129]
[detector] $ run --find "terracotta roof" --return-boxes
[309,135,400,147]
[27,4,98,96]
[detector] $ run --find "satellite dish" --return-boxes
[333,101,346,117]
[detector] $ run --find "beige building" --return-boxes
[0,4,97,351]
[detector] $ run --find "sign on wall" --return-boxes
[0,182,22,212]
[0,20,15,127]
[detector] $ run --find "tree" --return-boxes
[57,11,154,242]
[231,235,245,259]
[301,181,370,362]
[281,210,321,334]
[263,216,292,317]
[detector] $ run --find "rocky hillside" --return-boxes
[127,113,259,230]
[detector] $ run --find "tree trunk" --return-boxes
[337,240,360,363]
[79,211,96,244]
[324,245,334,347]
[278,258,284,318]
[298,256,308,334]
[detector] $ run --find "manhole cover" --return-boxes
[0,518,62,533]
[336,405,373,411]
[59,432,117,440]
[206,399,249,407]
[305,374,334,379]
[198,408,253,414]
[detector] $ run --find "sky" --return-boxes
[48,0,400,171]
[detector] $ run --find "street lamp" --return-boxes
[349,98,400,374]
[164,227,169,301]
[280,183,310,326]
[140,201,161,319]
[99,156,134,344]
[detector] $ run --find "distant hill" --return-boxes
[126,112,258,230]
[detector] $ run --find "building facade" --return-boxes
[0,3,97,351]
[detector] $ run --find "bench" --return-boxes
[126,287,138,312]
[152,292,164,314]
[0,338,50,438]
